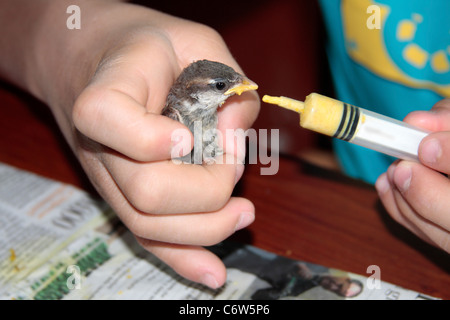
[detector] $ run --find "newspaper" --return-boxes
[0,162,437,300]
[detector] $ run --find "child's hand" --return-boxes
[376,99,450,253]
[1,1,259,288]
[73,6,259,288]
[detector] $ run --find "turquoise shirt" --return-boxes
[318,0,450,184]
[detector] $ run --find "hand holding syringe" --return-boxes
[263,93,430,161]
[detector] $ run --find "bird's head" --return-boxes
[169,60,258,114]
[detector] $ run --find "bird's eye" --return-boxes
[215,81,227,91]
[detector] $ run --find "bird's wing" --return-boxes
[163,106,185,125]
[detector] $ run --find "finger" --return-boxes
[389,182,450,253]
[73,88,193,161]
[102,151,243,214]
[375,171,432,243]
[121,197,255,246]
[135,239,227,289]
[73,35,194,162]
[418,132,450,174]
[92,32,181,112]
[403,99,450,132]
[376,169,447,250]
[391,161,450,233]
[393,161,450,250]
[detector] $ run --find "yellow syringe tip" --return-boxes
[262,95,304,114]
[262,95,282,105]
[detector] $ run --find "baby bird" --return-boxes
[163,60,258,164]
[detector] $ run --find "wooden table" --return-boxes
[1,82,449,299]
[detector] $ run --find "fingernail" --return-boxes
[394,162,412,193]
[421,138,442,164]
[235,212,254,231]
[375,173,390,195]
[200,273,219,289]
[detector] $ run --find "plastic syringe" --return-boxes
[263,93,429,161]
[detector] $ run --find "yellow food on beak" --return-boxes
[225,78,258,96]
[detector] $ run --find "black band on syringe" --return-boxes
[333,103,360,142]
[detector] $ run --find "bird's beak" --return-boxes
[225,78,258,96]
